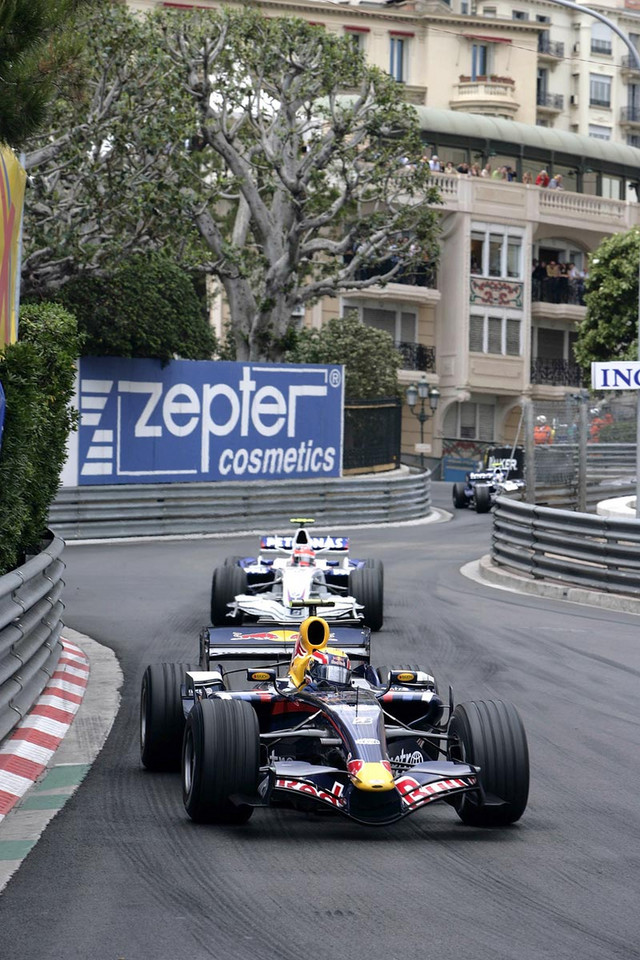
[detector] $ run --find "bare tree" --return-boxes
[22,5,440,361]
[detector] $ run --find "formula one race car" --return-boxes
[140,614,529,829]
[452,455,525,514]
[210,519,384,631]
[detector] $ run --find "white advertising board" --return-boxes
[591,361,640,390]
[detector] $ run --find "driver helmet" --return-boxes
[305,649,351,688]
[536,415,547,424]
[292,546,315,567]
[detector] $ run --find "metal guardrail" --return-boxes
[536,481,636,511]
[0,535,65,741]
[491,497,640,595]
[49,470,432,540]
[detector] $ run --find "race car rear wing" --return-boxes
[201,624,371,661]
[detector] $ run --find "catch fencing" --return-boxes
[49,469,431,540]
[0,535,65,741]
[491,498,640,595]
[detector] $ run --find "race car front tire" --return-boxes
[140,662,193,772]
[447,699,529,826]
[474,484,492,514]
[452,483,468,509]
[210,564,247,626]
[182,698,260,824]
[350,565,383,632]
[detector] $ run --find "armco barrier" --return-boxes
[491,497,640,595]
[49,469,431,540]
[0,535,65,741]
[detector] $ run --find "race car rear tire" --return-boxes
[474,484,492,514]
[452,483,468,509]
[223,556,244,566]
[447,699,529,826]
[210,564,247,626]
[350,565,383,632]
[140,662,193,772]
[182,698,259,824]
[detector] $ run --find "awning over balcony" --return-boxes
[415,106,640,180]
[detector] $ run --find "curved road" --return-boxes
[1,484,639,960]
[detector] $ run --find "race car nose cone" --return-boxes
[348,761,395,792]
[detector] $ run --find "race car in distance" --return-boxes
[210,518,384,631]
[140,615,529,829]
[452,456,526,514]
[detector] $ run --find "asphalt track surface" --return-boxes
[1,483,639,960]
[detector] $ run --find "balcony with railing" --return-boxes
[536,92,564,113]
[450,77,519,117]
[427,175,640,232]
[531,276,585,306]
[537,37,565,60]
[530,358,583,387]
[354,261,437,289]
[395,341,436,373]
[622,53,640,74]
[620,106,640,127]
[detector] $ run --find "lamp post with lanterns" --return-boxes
[405,378,440,470]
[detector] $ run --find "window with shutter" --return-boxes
[506,318,521,356]
[469,315,484,352]
[487,316,502,353]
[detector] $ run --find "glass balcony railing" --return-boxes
[537,38,565,58]
[395,341,436,373]
[536,92,564,110]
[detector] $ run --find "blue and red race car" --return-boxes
[140,616,529,829]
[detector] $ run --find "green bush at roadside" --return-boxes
[0,302,79,575]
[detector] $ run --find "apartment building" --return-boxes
[126,0,640,468]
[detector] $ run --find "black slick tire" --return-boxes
[182,698,259,824]
[350,564,383,632]
[140,662,193,772]
[475,484,492,513]
[210,564,247,625]
[447,699,529,826]
[452,483,467,508]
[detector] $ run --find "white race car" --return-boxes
[210,519,384,631]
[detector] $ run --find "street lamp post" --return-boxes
[406,378,440,471]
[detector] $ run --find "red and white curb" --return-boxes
[0,639,90,823]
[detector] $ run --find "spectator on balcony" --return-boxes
[558,262,569,303]
[532,259,547,300]
[522,171,533,185]
[429,154,442,172]
[444,161,456,174]
[546,260,561,302]
[480,163,492,177]
[549,173,563,190]
[506,166,517,182]
[470,163,481,177]
[567,262,585,304]
[457,161,470,175]
[535,169,550,187]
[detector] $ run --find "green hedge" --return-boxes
[0,302,79,574]
[58,253,217,363]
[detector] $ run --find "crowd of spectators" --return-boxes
[428,155,565,189]
[531,259,586,304]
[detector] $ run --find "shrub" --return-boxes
[58,253,217,363]
[0,302,79,574]
[285,311,401,399]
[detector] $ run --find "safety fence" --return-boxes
[491,497,640,595]
[49,469,431,540]
[0,535,65,741]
